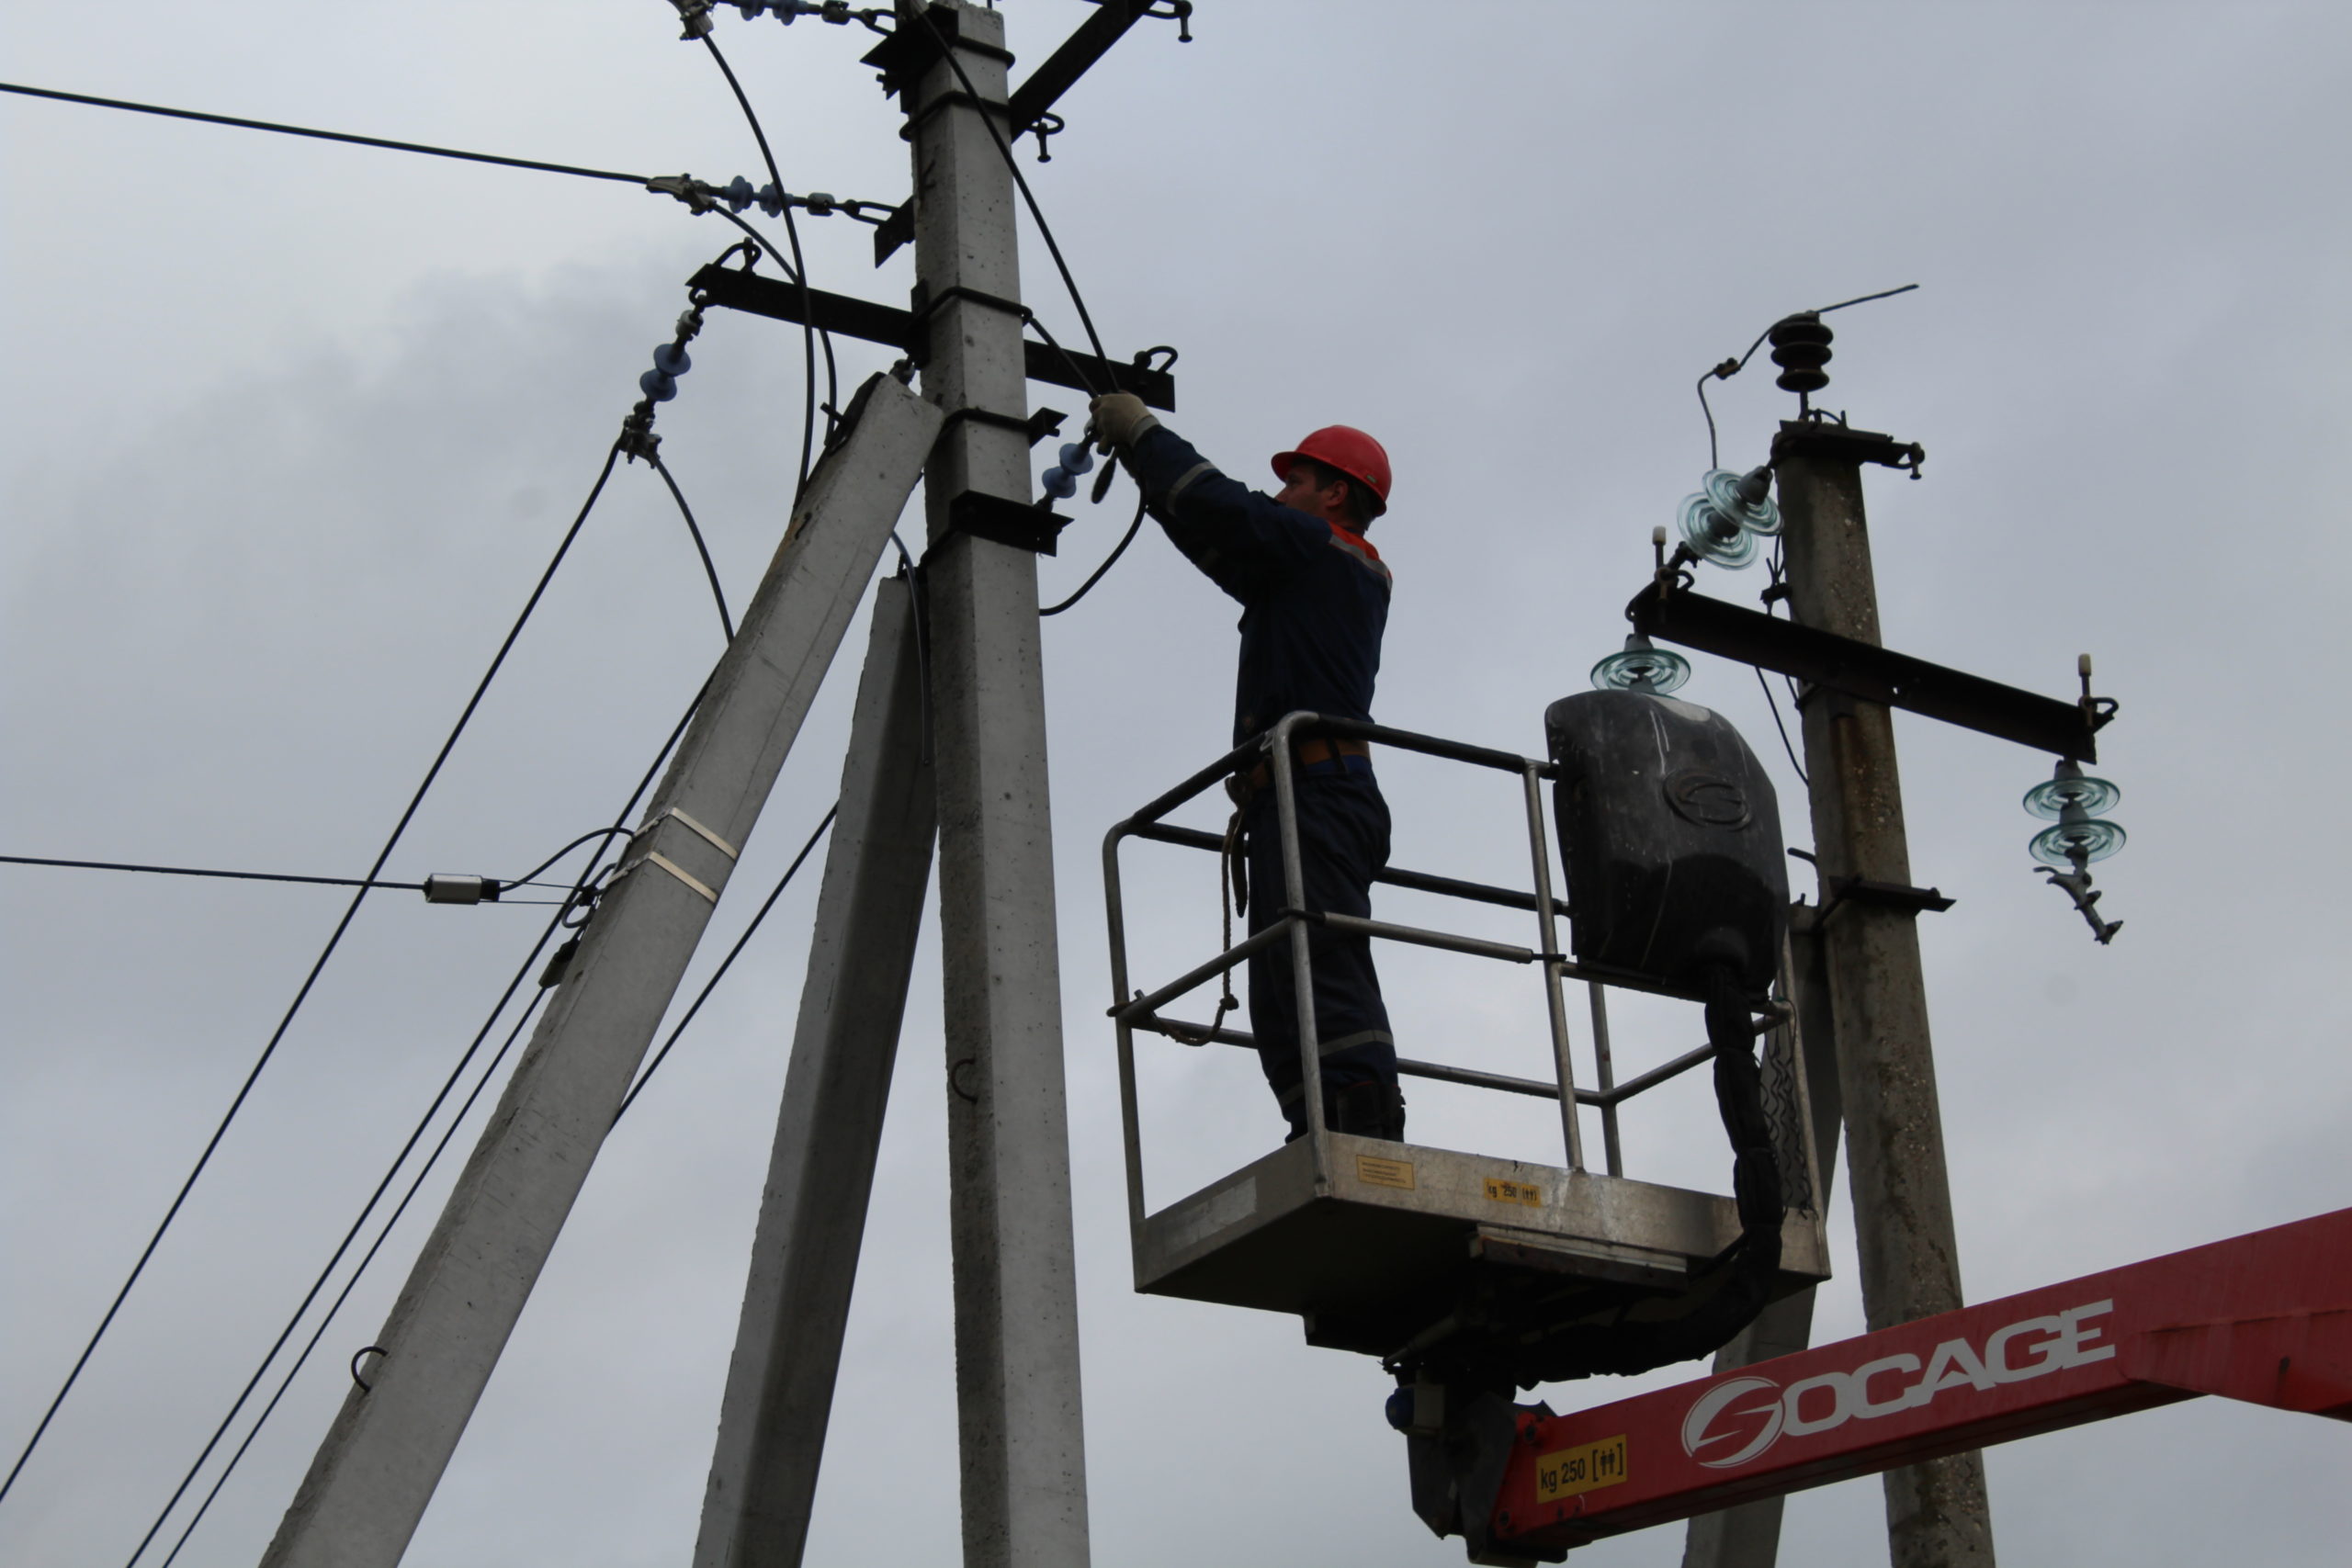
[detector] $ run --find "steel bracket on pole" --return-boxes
[1815,875,1956,924]
[1626,584,2103,761]
[687,265,1178,409]
[860,5,1011,99]
[946,490,1069,555]
[1007,2,1153,139]
[1769,419,1926,475]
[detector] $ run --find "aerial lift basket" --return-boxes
[1101,703,1828,1391]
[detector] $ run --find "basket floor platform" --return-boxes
[1134,1133,1831,1359]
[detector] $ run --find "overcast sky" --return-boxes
[6,3,2351,1565]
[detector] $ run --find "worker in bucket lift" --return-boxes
[1091,391,1406,1144]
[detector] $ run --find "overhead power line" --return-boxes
[0,81,649,186]
[0,854,426,893]
[117,918,571,1568]
[149,985,551,1568]
[0,441,628,1515]
[0,853,578,900]
[130,680,711,1566]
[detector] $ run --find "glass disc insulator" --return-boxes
[1590,645,1692,694]
[2030,818,2127,867]
[2023,773,2122,820]
[1677,492,1759,569]
[1700,468,1781,536]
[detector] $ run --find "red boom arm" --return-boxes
[1487,1207,2352,1554]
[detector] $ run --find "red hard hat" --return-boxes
[1271,425,1391,515]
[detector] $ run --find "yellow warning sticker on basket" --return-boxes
[1533,1434,1628,1504]
[1355,1155,1416,1190]
[1484,1177,1543,1206]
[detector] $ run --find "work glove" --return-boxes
[1089,391,1157,452]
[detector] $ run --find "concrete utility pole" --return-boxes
[1772,421,1996,1568]
[692,576,936,1568]
[901,6,1095,1567]
[262,375,941,1568]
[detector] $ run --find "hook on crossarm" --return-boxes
[1030,109,1066,162]
[1144,1,1194,41]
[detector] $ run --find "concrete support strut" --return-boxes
[903,6,1094,1567]
[1776,428,1996,1568]
[692,577,938,1568]
[261,376,941,1568]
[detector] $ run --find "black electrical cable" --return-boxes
[697,36,836,491]
[1697,285,1920,469]
[1040,490,1146,616]
[1699,372,1725,474]
[0,854,579,898]
[649,456,736,640]
[0,855,424,892]
[909,6,1112,367]
[1020,310,1104,399]
[1816,282,1921,316]
[1753,545,1809,786]
[124,678,707,1565]
[0,81,647,186]
[148,983,551,1568]
[0,442,626,1515]
[1754,665,1809,788]
[613,801,839,1122]
[115,918,569,1568]
[503,827,640,891]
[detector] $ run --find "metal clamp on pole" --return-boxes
[1815,874,1955,926]
[943,490,1070,555]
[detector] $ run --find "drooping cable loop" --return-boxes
[1040,490,1147,616]
[695,33,837,491]
[649,456,736,640]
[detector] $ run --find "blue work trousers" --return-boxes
[1243,765,1398,1137]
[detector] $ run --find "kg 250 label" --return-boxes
[1533,1433,1628,1503]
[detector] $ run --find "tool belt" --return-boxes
[1176,740,1374,1021]
[1232,737,1374,803]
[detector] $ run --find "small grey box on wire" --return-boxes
[421,874,502,905]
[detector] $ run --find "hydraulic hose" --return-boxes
[1506,966,1782,1384]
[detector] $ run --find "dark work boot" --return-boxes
[1330,1080,1407,1142]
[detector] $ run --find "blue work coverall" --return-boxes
[1125,423,1400,1138]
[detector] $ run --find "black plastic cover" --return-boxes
[1545,690,1787,998]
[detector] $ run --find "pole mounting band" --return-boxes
[636,851,719,905]
[659,807,739,861]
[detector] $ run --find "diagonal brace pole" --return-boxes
[692,575,938,1568]
[260,374,941,1568]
